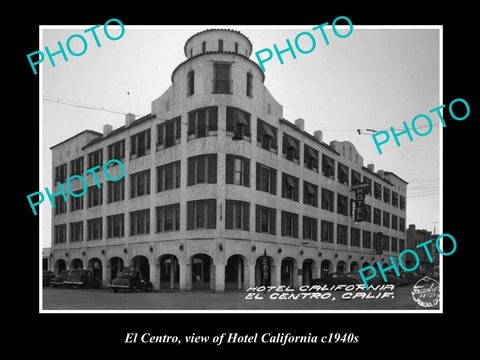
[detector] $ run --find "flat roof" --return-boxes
[49,130,102,150]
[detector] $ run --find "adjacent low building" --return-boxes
[49,28,408,292]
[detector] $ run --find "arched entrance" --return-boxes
[255,254,274,286]
[349,261,359,273]
[70,258,83,270]
[362,261,370,268]
[54,259,66,275]
[131,255,150,281]
[88,258,103,280]
[320,260,333,279]
[191,254,213,290]
[302,259,315,285]
[109,257,124,281]
[280,257,296,286]
[336,260,347,273]
[159,254,179,290]
[225,254,245,290]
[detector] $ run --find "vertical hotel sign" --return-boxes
[351,183,370,222]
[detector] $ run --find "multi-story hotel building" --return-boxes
[49,28,408,292]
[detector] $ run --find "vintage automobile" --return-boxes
[43,270,56,287]
[109,270,153,293]
[311,272,357,288]
[346,272,364,284]
[51,270,70,288]
[64,269,100,289]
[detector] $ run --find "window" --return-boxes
[54,196,67,215]
[351,170,361,186]
[234,42,238,53]
[226,155,250,187]
[226,107,251,138]
[338,162,349,185]
[363,176,372,195]
[87,218,102,241]
[392,214,398,230]
[374,182,382,200]
[55,164,67,183]
[88,149,103,168]
[399,217,405,232]
[54,224,66,244]
[257,119,278,152]
[400,195,406,211]
[255,205,276,235]
[187,70,194,96]
[321,220,334,243]
[303,181,318,207]
[303,216,318,241]
[218,39,223,52]
[70,157,84,176]
[225,200,249,231]
[157,160,181,192]
[87,185,103,208]
[187,199,216,230]
[383,211,390,228]
[321,188,334,212]
[362,230,372,248]
[202,41,206,54]
[188,107,218,139]
[246,72,253,97]
[373,207,381,225]
[256,162,276,195]
[399,239,406,252]
[156,203,180,233]
[70,221,83,243]
[382,235,390,251]
[304,144,319,172]
[107,178,125,203]
[130,129,151,159]
[337,194,348,216]
[391,237,398,252]
[70,190,83,212]
[383,187,391,204]
[282,133,300,163]
[187,154,217,185]
[130,209,150,236]
[130,170,151,198]
[392,191,399,207]
[322,154,335,179]
[351,227,361,247]
[213,62,231,93]
[157,116,181,149]
[282,173,299,201]
[337,224,348,245]
[107,214,124,238]
[281,211,298,238]
[108,140,125,161]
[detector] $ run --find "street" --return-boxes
[42,284,438,311]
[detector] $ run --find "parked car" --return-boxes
[43,270,56,287]
[346,272,364,284]
[311,272,357,288]
[64,269,100,289]
[51,270,70,288]
[109,270,153,293]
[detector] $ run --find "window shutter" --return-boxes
[198,110,206,137]
[270,169,276,195]
[208,107,218,131]
[293,215,298,238]
[256,163,261,190]
[226,155,234,184]
[176,117,181,140]
[226,107,235,132]
[207,200,216,229]
[243,158,250,187]
[157,207,164,232]
[187,202,194,230]
[269,209,275,235]
[187,158,195,186]
[175,161,181,188]
[225,201,233,229]
[208,154,217,183]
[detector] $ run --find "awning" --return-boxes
[322,155,334,168]
[305,183,316,194]
[285,175,297,188]
[234,109,248,126]
[305,145,318,160]
[352,171,361,184]
[262,122,275,138]
[284,134,299,151]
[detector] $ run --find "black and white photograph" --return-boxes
[17,4,476,355]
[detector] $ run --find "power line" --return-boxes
[43,96,134,116]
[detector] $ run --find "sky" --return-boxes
[39,24,441,248]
